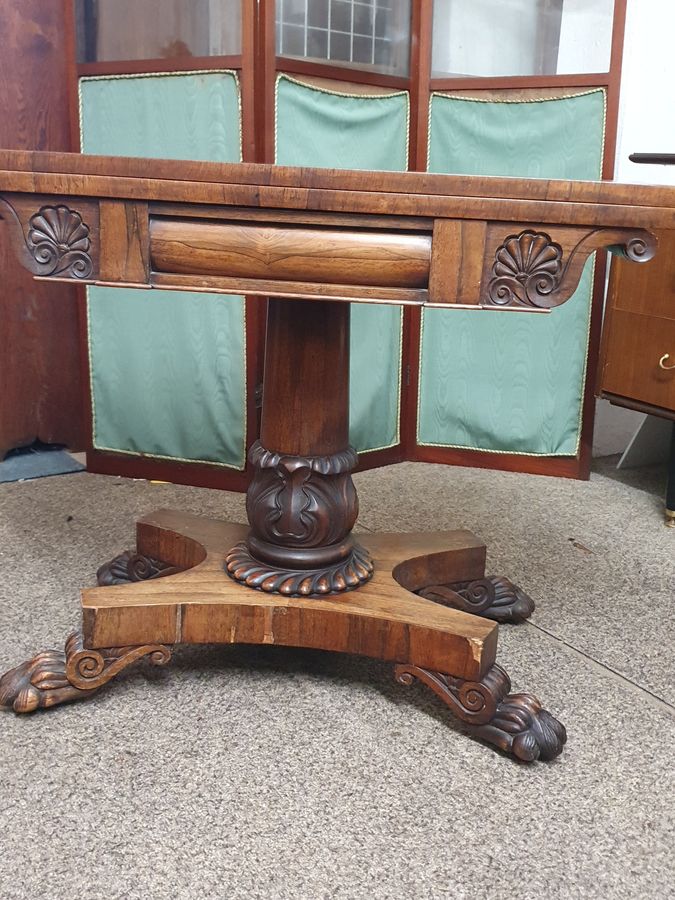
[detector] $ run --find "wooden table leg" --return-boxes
[0,299,566,762]
[226,299,373,594]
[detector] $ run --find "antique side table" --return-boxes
[1,150,673,762]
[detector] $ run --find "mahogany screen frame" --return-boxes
[61,0,628,487]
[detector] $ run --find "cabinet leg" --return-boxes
[666,422,675,528]
[0,632,172,713]
[395,663,566,762]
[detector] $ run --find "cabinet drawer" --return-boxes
[601,310,675,412]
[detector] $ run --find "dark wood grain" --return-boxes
[99,200,149,284]
[257,0,276,165]
[601,310,675,409]
[0,3,84,456]
[276,56,410,90]
[428,219,486,305]
[599,229,675,417]
[230,297,369,590]
[0,149,668,491]
[575,0,629,479]
[86,448,250,492]
[149,272,427,305]
[76,55,243,78]
[149,219,432,287]
[408,0,432,172]
[4,149,675,214]
[261,299,350,456]
[240,1,256,165]
[429,73,614,91]
[80,509,498,681]
[607,230,675,321]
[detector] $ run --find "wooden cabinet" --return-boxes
[599,229,675,420]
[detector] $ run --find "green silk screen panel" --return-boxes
[275,74,409,453]
[80,71,247,468]
[420,89,606,456]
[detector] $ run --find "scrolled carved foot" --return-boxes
[0,637,87,712]
[394,662,566,762]
[0,631,172,714]
[418,575,535,623]
[97,550,181,586]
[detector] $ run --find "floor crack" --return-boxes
[525,620,675,716]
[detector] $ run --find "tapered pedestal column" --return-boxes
[226,299,373,594]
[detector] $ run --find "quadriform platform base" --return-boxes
[2,150,673,764]
[0,510,566,763]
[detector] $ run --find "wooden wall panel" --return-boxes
[0,2,84,457]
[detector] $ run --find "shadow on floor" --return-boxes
[592,453,668,500]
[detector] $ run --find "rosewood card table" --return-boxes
[1,150,673,762]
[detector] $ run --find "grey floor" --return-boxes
[0,459,673,900]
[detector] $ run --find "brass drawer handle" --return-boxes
[659,354,675,370]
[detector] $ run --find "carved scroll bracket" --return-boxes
[96,550,182,586]
[0,632,172,713]
[482,226,657,310]
[0,196,93,279]
[419,575,535,624]
[395,662,567,762]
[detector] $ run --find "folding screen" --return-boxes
[80,70,248,469]
[274,74,409,454]
[419,89,606,457]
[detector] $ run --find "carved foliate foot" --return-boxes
[0,632,172,713]
[97,550,181,586]
[419,575,535,623]
[225,541,374,595]
[0,637,88,712]
[395,663,566,762]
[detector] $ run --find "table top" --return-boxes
[2,148,675,230]
[0,149,673,310]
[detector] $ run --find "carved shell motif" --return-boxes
[27,205,93,278]
[487,230,563,308]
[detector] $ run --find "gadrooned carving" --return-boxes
[225,540,373,596]
[226,440,374,596]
